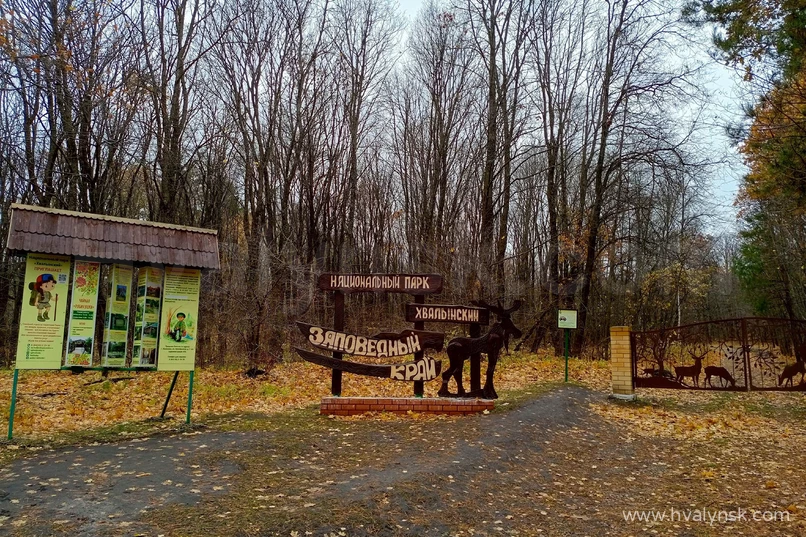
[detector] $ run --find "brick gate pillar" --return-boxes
[610,326,635,400]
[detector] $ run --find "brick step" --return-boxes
[320,396,494,416]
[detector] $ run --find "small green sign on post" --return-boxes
[558,309,578,382]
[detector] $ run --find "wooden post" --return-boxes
[331,291,345,396]
[469,323,481,392]
[413,295,425,397]
[160,370,180,418]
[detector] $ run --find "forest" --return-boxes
[0,0,803,369]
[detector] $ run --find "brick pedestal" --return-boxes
[320,397,494,416]
[610,326,635,400]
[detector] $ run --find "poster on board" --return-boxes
[64,260,101,366]
[15,253,71,370]
[102,264,133,366]
[157,267,201,371]
[134,267,163,367]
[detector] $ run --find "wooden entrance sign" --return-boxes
[406,303,489,393]
[316,273,443,396]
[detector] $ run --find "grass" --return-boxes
[626,386,806,420]
[489,380,565,412]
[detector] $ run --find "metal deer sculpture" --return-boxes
[438,300,522,399]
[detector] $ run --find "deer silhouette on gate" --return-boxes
[778,359,806,387]
[674,348,707,387]
[705,366,736,388]
[438,300,522,399]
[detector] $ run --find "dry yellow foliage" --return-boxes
[0,351,610,438]
[591,388,806,443]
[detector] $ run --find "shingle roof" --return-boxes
[6,204,220,269]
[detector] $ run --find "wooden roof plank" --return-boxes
[122,221,135,246]
[56,214,73,237]
[114,222,124,244]
[78,220,91,240]
[108,240,121,262]
[54,235,68,255]
[70,237,83,258]
[132,226,145,245]
[13,210,29,232]
[7,205,219,269]
[89,220,104,241]
[143,230,158,246]
[159,230,171,248]
[166,246,181,266]
[137,244,151,262]
[42,233,53,255]
[85,239,100,258]
[34,213,50,233]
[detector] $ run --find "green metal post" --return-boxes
[186,371,195,424]
[564,329,570,383]
[160,371,180,418]
[7,369,19,440]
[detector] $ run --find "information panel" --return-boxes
[102,264,133,366]
[133,267,163,367]
[157,267,201,371]
[15,253,71,370]
[64,260,101,366]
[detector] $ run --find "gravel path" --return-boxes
[0,430,250,536]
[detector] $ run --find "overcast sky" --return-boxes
[393,0,746,233]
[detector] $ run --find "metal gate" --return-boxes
[632,318,806,391]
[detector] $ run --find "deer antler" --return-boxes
[471,300,506,319]
[504,299,522,314]
[687,347,709,361]
[471,299,522,317]
[471,299,494,311]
